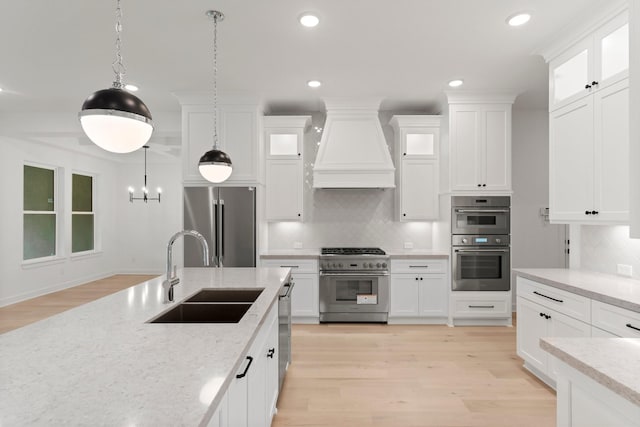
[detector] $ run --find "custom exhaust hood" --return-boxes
[312,99,395,188]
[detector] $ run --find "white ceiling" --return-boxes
[0,0,612,118]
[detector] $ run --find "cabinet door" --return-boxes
[400,159,438,220]
[593,80,629,222]
[291,274,319,318]
[247,351,267,427]
[594,12,629,91]
[266,159,303,221]
[401,128,438,159]
[264,313,279,422]
[418,276,448,317]
[226,358,250,427]
[549,38,593,111]
[547,309,591,380]
[450,106,482,190]
[549,97,595,222]
[389,275,420,317]
[516,297,549,374]
[483,107,511,191]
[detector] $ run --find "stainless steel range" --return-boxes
[319,247,390,323]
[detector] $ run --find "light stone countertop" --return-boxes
[0,267,290,427]
[514,268,640,313]
[386,250,449,259]
[259,249,449,259]
[540,337,640,406]
[260,249,320,259]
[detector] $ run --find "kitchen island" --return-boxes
[0,267,290,427]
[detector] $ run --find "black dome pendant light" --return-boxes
[79,0,153,154]
[198,10,233,183]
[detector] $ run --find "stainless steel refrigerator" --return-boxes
[183,186,256,267]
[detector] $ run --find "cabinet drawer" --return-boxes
[391,259,446,274]
[592,300,640,338]
[451,292,511,318]
[517,277,591,323]
[261,258,318,274]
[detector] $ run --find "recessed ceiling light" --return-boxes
[299,13,320,28]
[448,79,464,88]
[507,13,531,27]
[124,84,139,92]
[307,80,322,88]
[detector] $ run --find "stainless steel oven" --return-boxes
[451,196,510,235]
[319,248,389,323]
[452,235,510,291]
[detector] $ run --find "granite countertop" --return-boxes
[514,268,640,313]
[541,337,640,406]
[0,267,290,427]
[260,249,449,259]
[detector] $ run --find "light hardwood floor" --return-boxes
[273,323,556,427]
[0,274,157,334]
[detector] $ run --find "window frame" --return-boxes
[70,171,97,256]
[22,162,61,264]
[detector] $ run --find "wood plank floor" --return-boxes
[0,274,157,334]
[273,323,556,427]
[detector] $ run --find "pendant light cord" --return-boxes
[112,0,126,89]
[212,12,220,150]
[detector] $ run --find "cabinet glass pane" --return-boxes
[72,214,94,253]
[24,165,54,211]
[406,134,434,155]
[72,174,93,212]
[269,134,298,155]
[23,214,56,260]
[601,24,628,81]
[554,49,588,103]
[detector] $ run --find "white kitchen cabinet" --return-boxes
[447,96,515,193]
[389,259,448,324]
[548,10,628,111]
[389,116,441,221]
[261,258,319,323]
[549,78,629,224]
[591,299,640,338]
[226,304,279,427]
[449,292,512,326]
[180,102,261,186]
[264,116,311,222]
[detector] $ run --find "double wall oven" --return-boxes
[319,248,389,323]
[451,196,511,291]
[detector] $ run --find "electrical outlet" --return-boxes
[617,264,633,277]
[293,241,303,249]
[404,242,414,249]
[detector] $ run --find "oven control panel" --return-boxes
[320,257,389,272]
[452,234,510,246]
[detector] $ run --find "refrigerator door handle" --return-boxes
[219,199,225,267]
[213,199,219,267]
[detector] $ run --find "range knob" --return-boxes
[321,262,326,269]
[462,238,468,244]
[376,263,382,268]
[382,262,387,268]
[495,238,502,244]
[332,263,337,268]
[367,262,373,268]
[338,263,343,268]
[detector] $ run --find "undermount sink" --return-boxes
[184,288,264,303]
[149,303,252,324]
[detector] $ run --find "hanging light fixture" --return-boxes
[79,0,153,154]
[198,10,233,183]
[128,146,161,203]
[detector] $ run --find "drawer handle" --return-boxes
[626,323,640,332]
[469,305,495,309]
[409,265,429,268]
[280,265,299,268]
[533,291,563,303]
[267,348,275,358]
[236,356,254,379]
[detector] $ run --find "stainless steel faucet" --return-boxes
[163,230,210,303]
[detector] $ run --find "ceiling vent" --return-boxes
[312,98,395,188]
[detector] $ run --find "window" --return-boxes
[72,173,94,253]
[23,165,57,260]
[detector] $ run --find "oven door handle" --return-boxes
[454,248,509,253]
[320,272,390,277]
[454,209,510,214]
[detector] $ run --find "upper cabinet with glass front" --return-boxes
[265,116,309,160]
[549,10,628,111]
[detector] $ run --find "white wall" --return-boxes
[0,136,120,305]
[578,225,640,279]
[511,108,567,299]
[266,112,434,251]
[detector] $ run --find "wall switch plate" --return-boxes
[404,242,414,249]
[617,264,633,277]
[293,241,303,249]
